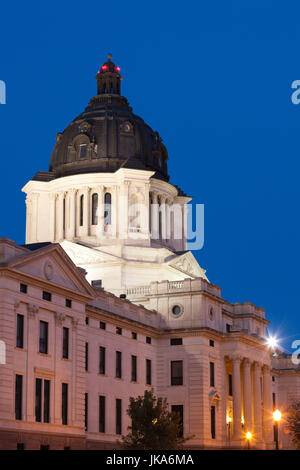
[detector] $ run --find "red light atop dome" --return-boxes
[115,66,121,72]
[101,65,108,71]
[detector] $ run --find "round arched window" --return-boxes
[172,305,182,316]
[209,307,214,320]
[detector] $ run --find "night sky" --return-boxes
[1,1,300,350]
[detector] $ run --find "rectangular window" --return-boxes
[44,380,50,423]
[35,378,42,422]
[116,351,122,378]
[99,346,106,375]
[228,374,233,396]
[210,362,215,387]
[171,405,183,437]
[226,323,231,333]
[15,374,23,420]
[39,321,48,354]
[211,405,216,439]
[65,299,72,308]
[85,317,89,325]
[116,399,122,435]
[131,355,137,382]
[99,396,106,433]
[17,443,25,450]
[85,393,88,431]
[146,359,152,385]
[209,339,214,347]
[170,338,182,345]
[146,336,152,344]
[40,445,50,451]
[16,314,24,348]
[62,327,69,359]
[131,332,137,340]
[20,283,27,294]
[62,383,68,425]
[116,327,122,335]
[100,321,106,330]
[272,392,276,410]
[171,360,183,386]
[85,342,88,371]
[42,291,51,301]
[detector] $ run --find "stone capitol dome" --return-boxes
[44,54,169,182]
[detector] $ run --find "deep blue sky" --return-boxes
[1,1,300,350]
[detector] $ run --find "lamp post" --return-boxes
[245,431,252,450]
[273,409,282,450]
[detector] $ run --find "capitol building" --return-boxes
[0,55,299,450]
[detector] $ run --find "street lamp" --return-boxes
[273,409,282,450]
[245,431,252,450]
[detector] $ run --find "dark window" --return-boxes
[92,193,98,225]
[104,193,111,225]
[116,327,122,335]
[210,362,215,387]
[131,332,137,340]
[100,321,106,330]
[16,314,24,348]
[116,399,122,435]
[20,283,27,294]
[80,195,84,226]
[226,323,231,333]
[92,280,102,288]
[62,383,68,425]
[170,338,182,346]
[146,359,152,385]
[209,339,214,347]
[171,405,183,437]
[272,376,275,382]
[99,346,106,375]
[15,374,23,420]
[62,327,69,359]
[211,405,216,439]
[131,355,137,382]
[116,351,122,378]
[272,392,276,410]
[44,380,50,423]
[171,361,183,386]
[17,443,25,450]
[146,336,152,344]
[99,396,106,433]
[172,305,182,316]
[39,321,48,354]
[65,299,72,308]
[85,342,88,371]
[42,291,51,301]
[40,445,50,451]
[79,143,87,159]
[35,378,42,422]
[85,317,89,325]
[85,393,88,431]
[64,447,71,450]
[228,374,233,396]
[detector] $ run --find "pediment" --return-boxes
[167,251,208,281]
[61,241,118,265]
[10,244,94,297]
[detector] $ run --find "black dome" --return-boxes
[47,55,169,181]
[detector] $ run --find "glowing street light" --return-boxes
[266,335,278,350]
[273,409,282,450]
[245,431,252,450]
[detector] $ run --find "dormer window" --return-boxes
[79,143,87,159]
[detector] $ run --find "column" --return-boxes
[83,186,90,237]
[69,189,76,240]
[56,192,64,241]
[160,195,167,240]
[253,362,263,442]
[243,358,252,433]
[166,199,171,243]
[151,192,159,240]
[262,364,273,446]
[232,356,242,441]
[49,193,56,242]
[96,185,104,239]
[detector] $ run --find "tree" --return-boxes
[286,401,300,449]
[121,390,191,450]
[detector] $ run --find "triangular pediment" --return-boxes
[167,251,209,281]
[9,244,94,297]
[61,241,119,265]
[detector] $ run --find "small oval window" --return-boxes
[172,305,181,316]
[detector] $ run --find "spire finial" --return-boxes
[107,53,112,61]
